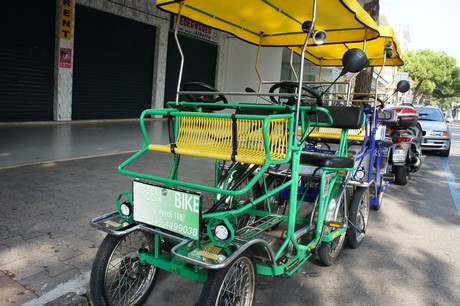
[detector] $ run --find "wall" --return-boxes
[219,36,283,104]
[54,0,170,120]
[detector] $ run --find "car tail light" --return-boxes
[393,136,411,143]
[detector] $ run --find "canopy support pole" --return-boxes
[373,47,388,125]
[174,3,185,104]
[295,0,317,135]
[255,35,263,103]
[290,49,298,81]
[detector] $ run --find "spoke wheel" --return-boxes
[318,195,346,266]
[233,175,260,230]
[261,175,288,230]
[217,163,260,230]
[347,187,370,249]
[199,250,256,306]
[90,231,159,306]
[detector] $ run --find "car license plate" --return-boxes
[392,149,406,162]
[133,180,201,240]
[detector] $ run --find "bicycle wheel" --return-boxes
[260,175,288,230]
[317,194,346,266]
[373,189,384,211]
[90,231,159,306]
[198,250,256,306]
[372,177,385,211]
[347,187,370,249]
[373,147,390,211]
[217,163,261,230]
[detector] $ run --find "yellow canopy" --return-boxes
[291,26,404,66]
[156,0,380,46]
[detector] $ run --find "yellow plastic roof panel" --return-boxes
[156,0,380,46]
[291,26,404,66]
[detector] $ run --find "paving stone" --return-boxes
[0,282,37,305]
[21,270,58,295]
[0,258,43,281]
[0,245,24,266]
[52,268,82,285]
[7,236,54,265]
[43,292,89,306]
[20,230,49,241]
[0,271,37,304]
[1,236,26,250]
[64,254,93,273]
[52,245,83,264]
[43,261,75,278]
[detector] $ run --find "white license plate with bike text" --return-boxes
[132,180,201,240]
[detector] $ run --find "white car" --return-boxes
[414,105,451,157]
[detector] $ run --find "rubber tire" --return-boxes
[261,175,288,230]
[394,164,409,185]
[373,189,383,211]
[439,141,450,157]
[90,231,159,306]
[317,195,346,266]
[198,250,256,306]
[347,187,370,249]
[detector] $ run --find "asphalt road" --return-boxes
[1,124,459,305]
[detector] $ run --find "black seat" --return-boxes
[306,106,364,129]
[300,151,354,169]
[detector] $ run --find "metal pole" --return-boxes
[174,3,184,104]
[294,0,317,136]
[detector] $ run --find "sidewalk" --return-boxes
[0,119,169,305]
[0,119,169,169]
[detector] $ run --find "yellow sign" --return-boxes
[60,0,73,39]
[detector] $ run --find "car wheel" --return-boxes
[439,141,451,157]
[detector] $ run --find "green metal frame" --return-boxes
[101,101,361,282]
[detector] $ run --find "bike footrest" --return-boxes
[382,173,395,182]
[236,215,284,239]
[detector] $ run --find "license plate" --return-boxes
[133,181,201,240]
[392,149,406,162]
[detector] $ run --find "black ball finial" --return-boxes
[302,21,313,33]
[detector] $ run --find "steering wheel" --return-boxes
[269,81,322,107]
[354,95,385,109]
[181,82,228,111]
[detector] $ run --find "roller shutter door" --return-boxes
[72,5,155,119]
[164,33,218,104]
[0,1,55,122]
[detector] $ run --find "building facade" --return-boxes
[0,0,284,122]
[3,0,400,122]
